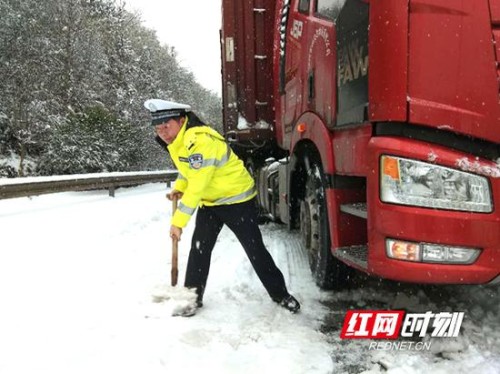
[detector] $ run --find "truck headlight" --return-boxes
[380,156,492,213]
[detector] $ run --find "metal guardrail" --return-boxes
[0,171,178,200]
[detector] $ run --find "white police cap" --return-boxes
[144,99,191,126]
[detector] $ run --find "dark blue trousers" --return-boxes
[184,198,289,303]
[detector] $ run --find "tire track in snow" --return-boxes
[260,223,317,295]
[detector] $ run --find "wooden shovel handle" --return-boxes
[171,196,179,286]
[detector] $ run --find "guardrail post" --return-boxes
[109,185,115,197]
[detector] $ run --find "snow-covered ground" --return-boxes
[0,183,331,373]
[0,183,498,373]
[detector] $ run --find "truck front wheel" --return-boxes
[299,163,351,289]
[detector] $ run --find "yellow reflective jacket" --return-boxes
[168,118,256,228]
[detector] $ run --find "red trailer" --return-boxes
[221,0,500,288]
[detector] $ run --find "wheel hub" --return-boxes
[300,171,322,271]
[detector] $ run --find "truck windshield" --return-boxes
[315,0,347,21]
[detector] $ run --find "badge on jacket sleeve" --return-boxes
[188,154,204,169]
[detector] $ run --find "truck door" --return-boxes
[281,0,310,144]
[280,0,350,139]
[306,0,345,127]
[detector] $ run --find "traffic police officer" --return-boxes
[144,99,300,316]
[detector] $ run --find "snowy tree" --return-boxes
[38,105,143,175]
[0,0,56,175]
[0,0,222,177]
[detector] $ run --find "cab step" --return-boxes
[334,245,368,270]
[340,203,367,219]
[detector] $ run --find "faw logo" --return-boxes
[338,38,368,85]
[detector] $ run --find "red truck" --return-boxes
[220,0,500,289]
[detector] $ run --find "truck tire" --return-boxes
[300,163,352,289]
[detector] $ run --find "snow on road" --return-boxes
[0,183,498,374]
[0,183,332,374]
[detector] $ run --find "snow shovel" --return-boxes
[150,193,197,316]
[171,196,179,286]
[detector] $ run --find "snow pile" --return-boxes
[150,284,198,316]
[237,114,250,130]
[237,114,271,130]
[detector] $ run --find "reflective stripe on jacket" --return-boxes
[168,118,256,228]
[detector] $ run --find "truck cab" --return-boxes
[221,0,500,288]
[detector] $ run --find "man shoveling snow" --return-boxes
[144,99,300,317]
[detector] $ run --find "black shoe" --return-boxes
[279,295,300,313]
